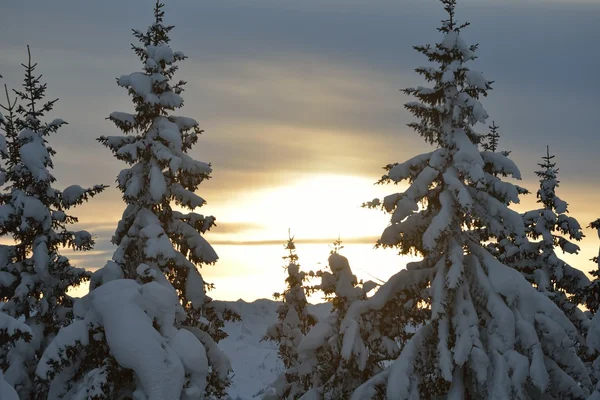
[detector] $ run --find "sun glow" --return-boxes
[210,173,406,244]
[68,173,418,301]
[199,173,418,301]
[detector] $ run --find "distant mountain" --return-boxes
[219,299,331,400]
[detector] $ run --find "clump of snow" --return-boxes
[62,185,85,206]
[19,136,50,182]
[172,116,198,130]
[39,279,218,400]
[146,44,174,64]
[110,112,136,127]
[0,371,19,400]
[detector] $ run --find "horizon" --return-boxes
[1,0,599,301]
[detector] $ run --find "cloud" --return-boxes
[211,221,266,235]
[0,0,598,257]
[210,236,379,246]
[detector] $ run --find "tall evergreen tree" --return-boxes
[37,3,238,399]
[0,47,106,398]
[339,1,591,398]
[511,148,590,335]
[262,233,317,399]
[586,219,600,399]
[99,0,241,383]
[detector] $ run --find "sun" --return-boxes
[213,173,405,244]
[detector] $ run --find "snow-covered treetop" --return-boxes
[262,234,317,399]
[97,0,218,293]
[481,121,500,153]
[534,146,574,218]
[264,233,316,358]
[518,147,586,289]
[364,0,525,260]
[273,233,316,336]
[402,0,491,148]
[105,1,189,135]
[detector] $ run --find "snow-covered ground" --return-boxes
[220,299,331,400]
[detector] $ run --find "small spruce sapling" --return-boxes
[262,233,317,399]
[294,240,384,400]
[479,122,529,260]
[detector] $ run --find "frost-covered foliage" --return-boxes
[507,148,590,337]
[346,1,592,398]
[1,370,19,400]
[584,220,600,399]
[36,278,231,400]
[480,122,529,264]
[0,312,33,398]
[0,48,106,398]
[286,242,386,400]
[579,219,600,314]
[37,3,238,398]
[262,235,317,399]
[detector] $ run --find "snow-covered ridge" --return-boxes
[219,299,331,400]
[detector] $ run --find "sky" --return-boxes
[1,0,599,301]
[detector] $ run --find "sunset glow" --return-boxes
[2,0,599,305]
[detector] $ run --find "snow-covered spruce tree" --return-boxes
[36,3,238,399]
[480,123,529,264]
[262,234,317,400]
[509,148,590,337]
[338,1,592,398]
[578,219,600,315]
[481,121,507,157]
[1,100,35,399]
[587,219,600,399]
[0,48,106,398]
[291,240,385,400]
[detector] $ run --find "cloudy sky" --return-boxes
[1,0,599,300]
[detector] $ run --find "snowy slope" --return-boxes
[220,299,331,400]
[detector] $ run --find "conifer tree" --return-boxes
[36,3,238,399]
[0,47,106,397]
[262,233,317,399]
[511,148,590,335]
[479,122,528,260]
[481,121,500,154]
[339,1,591,398]
[100,2,241,390]
[289,240,385,400]
[580,219,600,314]
[586,219,600,399]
